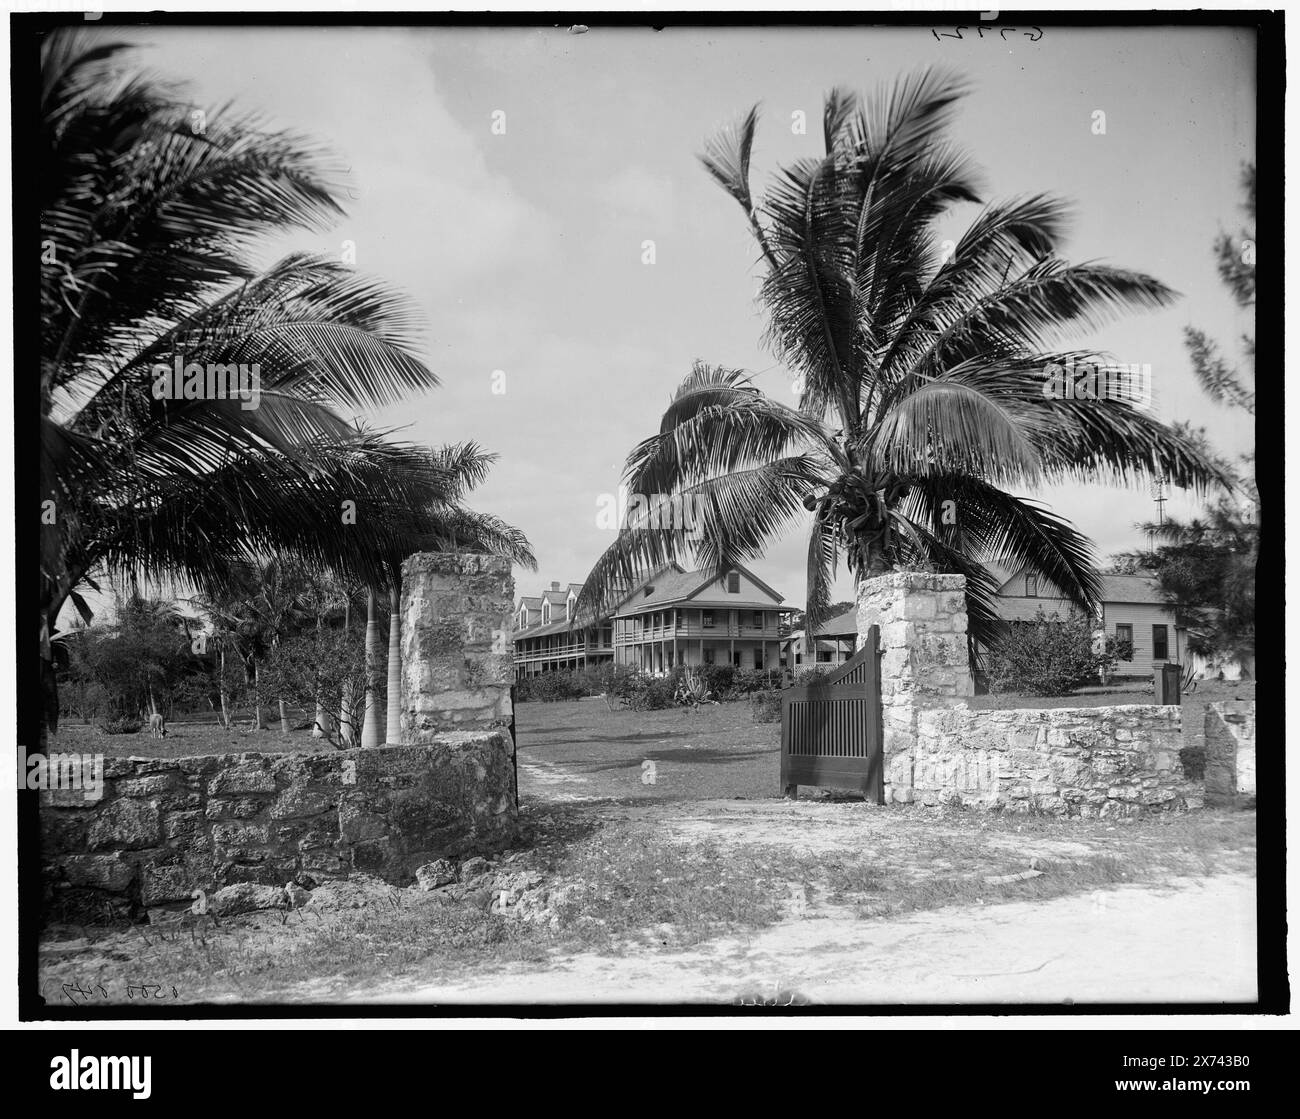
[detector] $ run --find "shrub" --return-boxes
[730,669,785,697]
[696,663,736,698]
[515,672,588,703]
[620,670,680,711]
[99,716,143,735]
[986,609,1129,696]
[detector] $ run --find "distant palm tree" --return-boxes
[354,442,536,746]
[40,32,447,729]
[576,71,1225,641]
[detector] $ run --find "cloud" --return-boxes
[592,166,677,228]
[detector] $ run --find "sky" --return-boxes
[110,20,1255,613]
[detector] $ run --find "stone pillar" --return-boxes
[400,552,515,741]
[856,572,973,804]
[1203,700,1256,805]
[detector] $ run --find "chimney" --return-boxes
[551,581,560,591]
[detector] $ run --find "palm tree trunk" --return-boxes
[275,634,290,733]
[385,580,402,745]
[361,586,383,747]
[311,614,328,739]
[339,598,354,746]
[252,661,264,731]
[219,646,231,729]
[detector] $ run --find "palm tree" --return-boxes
[351,442,536,746]
[40,32,448,729]
[575,71,1226,642]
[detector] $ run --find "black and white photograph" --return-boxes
[9,4,1286,1051]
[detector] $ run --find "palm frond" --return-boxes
[625,362,833,495]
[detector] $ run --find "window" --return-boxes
[754,650,764,670]
[817,650,833,662]
[702,610,715,628]
[1025,575,1038,597]
[732,651,742,667]
[1152,624,1169,661]
[703,648,715,665]
[752,611,763,628]
[727,572,740,593]
[1114,624,1133,660]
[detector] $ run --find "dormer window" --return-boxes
[542,602,551,623]
[727,571,740,593]
[1025,575,1038,597]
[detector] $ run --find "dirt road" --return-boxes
[356,872,1255,1005]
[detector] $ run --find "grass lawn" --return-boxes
[54,712,331,759]
[516,696,780,803]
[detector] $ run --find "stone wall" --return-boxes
[909,704,1199,817]
[857,572,1199,817]
[41,732,516,918]
[401,552,514,739]
[1204,701,1257,805]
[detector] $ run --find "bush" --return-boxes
[619,670,680,711]
[750,689,782,723]
[730,669,785,697]
[515,672,589,703]
[515,663,789,709]
[99,716,143,735]
[986,609,1129,696]
[696,663,736,698]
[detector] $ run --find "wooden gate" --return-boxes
[780,624,883,802]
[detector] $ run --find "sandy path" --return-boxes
[356,872,1255,1005]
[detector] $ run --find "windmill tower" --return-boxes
[1148,475,1169,552]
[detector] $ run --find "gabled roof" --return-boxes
[995,566,1170,607]
[984,562,1016,587]
[620,567,702,610]
[613,562,784,613]
[814,608,858,636]
[517,596,543,609]
[1097,574,1169,605]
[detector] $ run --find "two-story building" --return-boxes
[512,564,785,680]
[512,581,614,678]
[610,563,785,674]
